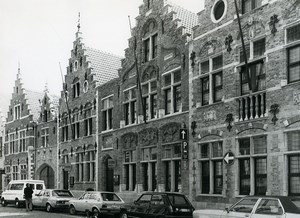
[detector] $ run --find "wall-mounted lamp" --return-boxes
[270,104,279,125]
[225,113,234,132]
[191,121,197,138]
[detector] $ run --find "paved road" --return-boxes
[0,205,86,218]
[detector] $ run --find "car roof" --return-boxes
[244,196,300,214]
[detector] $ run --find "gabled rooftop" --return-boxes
[24,89,44,122]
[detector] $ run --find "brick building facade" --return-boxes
[189,0,300,209]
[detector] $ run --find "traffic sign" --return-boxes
[182,141,188,160]
[180,129,188,140]
[223,151,235,165]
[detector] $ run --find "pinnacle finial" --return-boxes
[77,12,81,32]
[17,62,21,79]
[44,82,49,94]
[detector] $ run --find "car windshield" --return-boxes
[53,190,73,197]
[101,193,121,201]
[9,184,23,190]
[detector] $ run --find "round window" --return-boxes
[211,0,227,23]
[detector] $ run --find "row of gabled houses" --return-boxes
[2,0,300,209]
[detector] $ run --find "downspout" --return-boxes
[95,87,99,191]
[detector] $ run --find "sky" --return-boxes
[0,0,204,116]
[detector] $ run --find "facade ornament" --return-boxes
[225,34,233,53]
[269,14,279,35]
[269,104,280,125]
[225,113,234,131]
[190,51,196,69]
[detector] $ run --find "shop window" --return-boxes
[124,150,137,191]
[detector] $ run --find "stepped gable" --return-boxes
[49,94,60,113]
[84,46,122,86]
[165,0,198,36]
[24,89,44,122]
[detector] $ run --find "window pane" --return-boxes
[202,161,210,194]
[287,131,300,151]
[164,74,171,86]
[201,61,209,74]
[142,84,149,95]
[253,136,267,154]
[212,55,223,70]
[255,158,267,195]
[289,65,300,82]
[242,0,251,13]
[174,85,181,112]
[239,138,250,155]
[165,89,171,115]
[174,71,181,83]
[290,156,300,174]
[201,144,209,158]
[253,38,265,58]
[212,141,222,157]
[240,44,250,63]
[240,159,250,195]
[287,24,300,43]
[150,81,157,91]
[214,161,223,194]
[289,46,300,64]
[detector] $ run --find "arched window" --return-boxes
[142,19,158,62]
[72,78,80,98]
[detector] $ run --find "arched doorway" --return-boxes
[103,155,114,192]
[40,165,55,189]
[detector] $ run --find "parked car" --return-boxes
[68,191,125,217]
[32,189,74,212]
[1,180,45,207]
[120,192,195,218]
[193,196,300,218]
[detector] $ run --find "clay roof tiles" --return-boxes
[84,47,122,86]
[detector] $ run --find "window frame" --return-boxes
[123,87,137,126]
[102,95,114,131]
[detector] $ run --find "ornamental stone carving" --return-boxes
[121,133,138,149]
[160,122,180,143]
[138,128,158,147]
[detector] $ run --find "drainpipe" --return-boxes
[95,88,99,191]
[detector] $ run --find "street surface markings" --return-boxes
[0,212,29,217]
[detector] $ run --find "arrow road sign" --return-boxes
[224,151,235,165]
[180,129,188,140]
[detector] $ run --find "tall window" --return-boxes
[200,55,223,105]
[73,78,80,98]
[86,147,95,182]
[9,133,16,154]
[141,146,157,191]
[14,105,21,120]
[62,150,69,164]
[242,0,262,14]
[238,136,267,195]
[102,96,113,131]
[84,108,93,136]
[20,164,27,180]
[142,77,157,120]
[62,116,69,142]
[239,38,266,94]
[199,141,223,194]
[124,88,137,125]
[76,150,84,182]
[41,128,49,147]
[162,143,181,192]
[19,131,26,152]
[163,70,181,115]
[124,150,137,191]
[143,34,158,62]
[43,110,48,122]
[287,131,300,195]
[12,165,18,180]
[287,24,300,84]
[72,111,80,139]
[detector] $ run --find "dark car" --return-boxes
[120,192,195,218]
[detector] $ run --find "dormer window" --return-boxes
[14,105,21,120]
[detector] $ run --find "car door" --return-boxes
[147,194,166,218]
[41,190,50,207]
[129,194,152,218]
[224,198,259,218]
[32,190,44,207]
[251,198,285,218]
[76,193,91,212]
[86,193,99,211]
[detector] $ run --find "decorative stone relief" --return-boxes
[121,133,138,149]
[139,128,158,147]
[160,122,180,143]
[237,17,265,41]
[293,91,300,105]
[203,110,216,122]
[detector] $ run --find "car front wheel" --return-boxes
[1,198,7,207]
[46,203,53,212]
[69,205,76,215]
[119,211,128,218]
[92,208,99,217]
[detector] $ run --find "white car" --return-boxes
[1,180,45,207]
[69,191,125,217]
[32,189,74,212]
[193,196,300,218]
